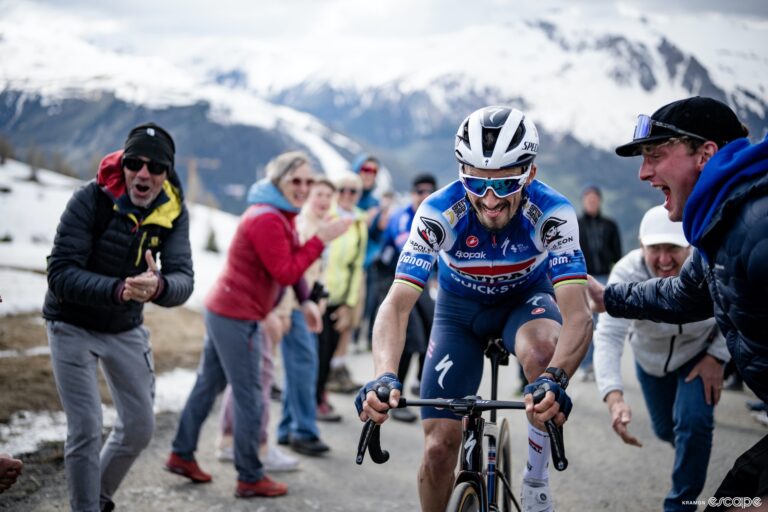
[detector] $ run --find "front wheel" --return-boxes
[446,481,482,512]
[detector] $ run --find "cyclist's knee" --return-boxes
[423,421,461,471]
[518,343,556,381]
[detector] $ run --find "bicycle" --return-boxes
[356,338,567,512]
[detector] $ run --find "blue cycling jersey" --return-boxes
[394,179,587,302]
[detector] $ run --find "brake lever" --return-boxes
[356,385,397,465]
[532,387,569,471]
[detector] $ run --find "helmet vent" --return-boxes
[459,121,471,149]
[482,127,501,157]
[506,123,526,153]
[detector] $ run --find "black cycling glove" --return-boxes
[354,372,402,415]
[523,376,573,419]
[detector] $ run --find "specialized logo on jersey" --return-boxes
[417,216,445,250]
[501,238,529,256]
[466,236,479,248]
[541,217,567,245]
[442,199,468,227]
[435,354,453,389]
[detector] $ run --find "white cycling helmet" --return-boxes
[455,106,539,170]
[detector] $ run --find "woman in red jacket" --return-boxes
[165,151,351,498]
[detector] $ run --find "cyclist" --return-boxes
[356,106,592,512]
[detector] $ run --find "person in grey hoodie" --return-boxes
[594,205,728,512]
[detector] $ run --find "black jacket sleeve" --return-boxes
[46,184,123,306]
[604,249,714,324]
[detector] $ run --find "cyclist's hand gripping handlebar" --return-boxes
[525,378,570,471]
[354,372,402,417]
[356,387,398,465]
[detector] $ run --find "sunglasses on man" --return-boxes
[359,165,378,174]
[459,168,531,198]
[122,156,169,176]
[632,114,707,142]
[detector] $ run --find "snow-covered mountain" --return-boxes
[0,1,765,242]
[2,2,764,153]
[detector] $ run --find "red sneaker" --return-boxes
[235,476,289,498]
[164,452,212,483]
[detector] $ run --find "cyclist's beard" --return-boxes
[470,196,519,231]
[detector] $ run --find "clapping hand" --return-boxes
[122,250,160,303]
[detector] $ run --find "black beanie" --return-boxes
[124,122,176,170]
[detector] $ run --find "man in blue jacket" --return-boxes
[589,97,768,510]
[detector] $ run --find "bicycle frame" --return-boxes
[356,338,567,511]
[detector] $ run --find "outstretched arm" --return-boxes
[604,250,714,323]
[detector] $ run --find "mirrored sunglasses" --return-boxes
[122,156,168,175]
[633,114,707,142]
[459,170,530,198]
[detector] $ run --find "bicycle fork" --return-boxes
[456,413,489,508]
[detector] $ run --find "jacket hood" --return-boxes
[351,153,376,173]
[96,149,184,227]
[246,177,300,213]
[683,135,768,250]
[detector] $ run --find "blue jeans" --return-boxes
[277,308,321,442]
[635,353,714,512]
[171,309,265,483]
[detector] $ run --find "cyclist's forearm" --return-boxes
[371,283,419,377]
[548,307,593,379]
[371,300,409,376]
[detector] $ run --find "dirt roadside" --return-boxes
[0,306,207,511]
[0,306,205,424]
[1,307,766,511]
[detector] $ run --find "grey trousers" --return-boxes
[47,320,155,512]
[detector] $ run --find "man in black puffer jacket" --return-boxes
[44,123,193,512]
[589,97,768,511]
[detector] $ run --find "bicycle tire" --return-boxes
[496,418,514,512]
[446,481,482,512]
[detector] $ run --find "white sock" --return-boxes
[523,423,550,484]
[330,356,346,369]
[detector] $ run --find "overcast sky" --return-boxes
[9,0,768,43]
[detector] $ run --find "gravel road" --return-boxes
[1,347,764,511]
